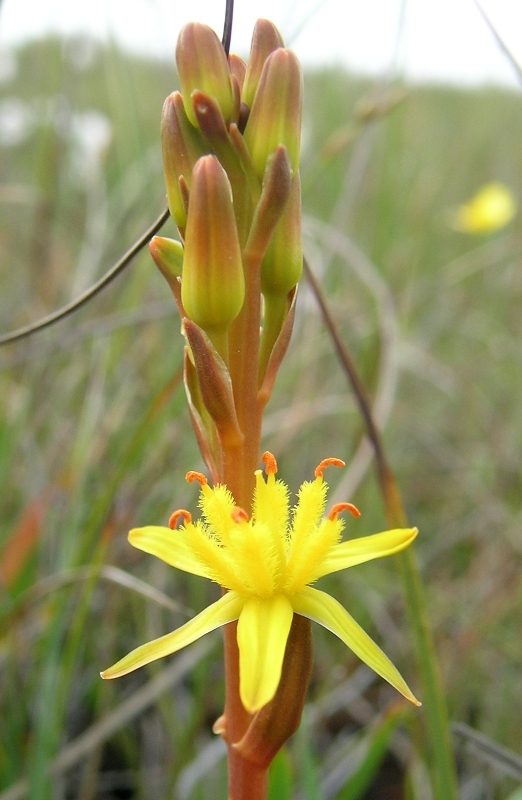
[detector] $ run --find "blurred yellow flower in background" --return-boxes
[451,182,516,234]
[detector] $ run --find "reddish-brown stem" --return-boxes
[220,248,268,798]
[225,249,264,503]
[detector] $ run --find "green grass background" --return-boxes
[0,31,521,800]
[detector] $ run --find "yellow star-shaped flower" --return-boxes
[101,453,420,711]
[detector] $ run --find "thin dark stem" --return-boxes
[221,0,234,56]
[302,257,387,469]
[0,208,170,346]
[304,254,459,800]
[475,1,522,85]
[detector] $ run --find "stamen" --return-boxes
[185,470,207,486]
[231,506,249,523]
[327,502,361,521]
[261,451,278,475]
[314,457,345,479]
[168,509,192,529]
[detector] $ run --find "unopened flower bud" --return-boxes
[243,48,302,180]
[181,156,244,346]
[259,171,302,380]
[261,171,302,296]
[149,235,183,280]
[228,54,246,92]
[161,92,207,228]
[242,19,284,110]
[176,22,234,129]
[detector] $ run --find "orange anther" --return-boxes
[185,470,207,486]
[314,457,345,479]
[261,451,278,475]
[231,506,249,523]
[168,509,192,529]
[327,502,361,521]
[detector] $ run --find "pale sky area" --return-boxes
[0,0,521,87]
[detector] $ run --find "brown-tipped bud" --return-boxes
[183,350,219,484]
[228,54,246,92]
[181,156,244,336]
[242,19,284,110]
[183,319,244,448]
[176,22,234,129]
[161,92,207,228]
[244,145,292,264]
[261,171,302,296]
[243,48,302,180]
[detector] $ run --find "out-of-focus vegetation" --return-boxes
[1,33,521,800]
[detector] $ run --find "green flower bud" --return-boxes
[149,235,183,280]
[242,19,284,110]
[181,156,244,351]
[243,48,302,180]
[176,22,234,129]
[258,171,302,380]
[161,92,207,228]
[261,171,302,296]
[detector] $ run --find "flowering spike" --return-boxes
[314,458,345,479]
[186,471,207,486]
[176,22,234,128]
[244,48,302,180]
[168,509,192,529]
[327,502,361,521]
[261,451,278,475]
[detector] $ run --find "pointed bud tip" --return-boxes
[176,22,234,128]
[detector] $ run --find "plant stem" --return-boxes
[220,249,269,799]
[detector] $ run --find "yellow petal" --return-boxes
[101,591,244,679]
[129,526,209,578]
[237,595,294,713]
[199,483,236,545]
[292,586,420,706]
[286,478,327,569]
[315,527,418,579]
[253,471,289,535]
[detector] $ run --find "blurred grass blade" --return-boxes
[332,705,406,800]
[268,748,293,800]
